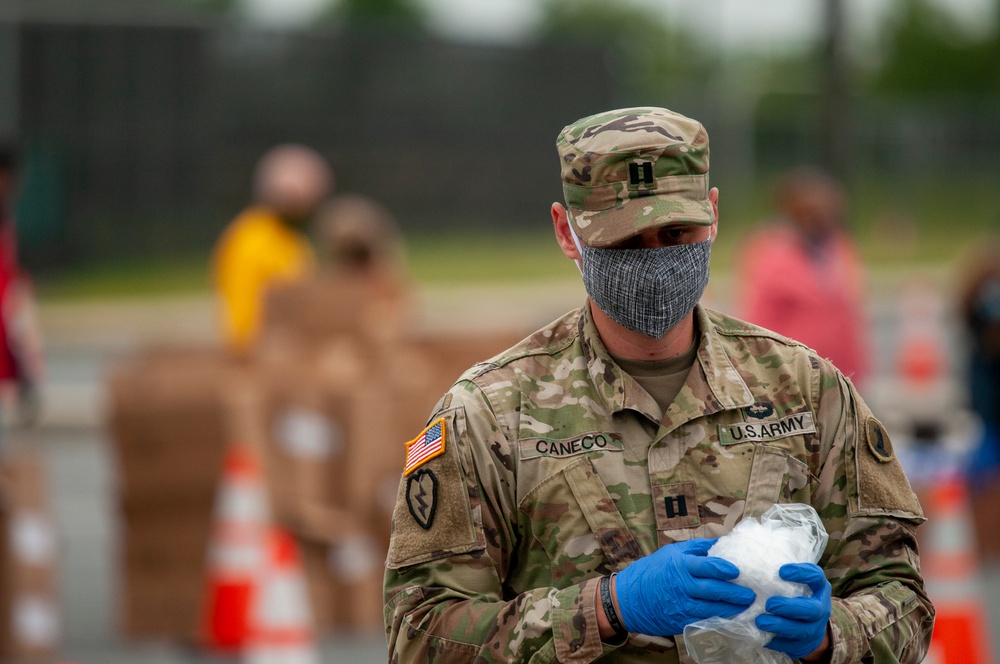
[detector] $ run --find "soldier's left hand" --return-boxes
[755,562,832,659]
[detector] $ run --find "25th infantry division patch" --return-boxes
[406,469,438,530]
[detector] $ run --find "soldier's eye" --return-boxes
[662,227,688,242]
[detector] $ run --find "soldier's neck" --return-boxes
[590,301,698,362]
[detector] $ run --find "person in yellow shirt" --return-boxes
[211,144,334,353]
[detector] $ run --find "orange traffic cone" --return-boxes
[898,337,946,388]
[244,527,319,664]
[895,278,948,391]
[922,477,994,664]
[202,443,270,653]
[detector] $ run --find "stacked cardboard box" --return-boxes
[107,347,234,641]
[262,274,408,352]
[253,335,379,633]
[258,274,529,634]
[255,275,405,633]
[256,339,362,539]
[107,271,534,642]
[0,450,60,663]
[257,329,529,634]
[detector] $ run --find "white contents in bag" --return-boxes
[683,503,829,664]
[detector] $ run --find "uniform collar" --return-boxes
[665,305,756,426]
[578,303,660,422]
[579,304,754,427]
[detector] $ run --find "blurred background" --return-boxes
[0,0,999,661]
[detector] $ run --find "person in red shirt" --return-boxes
[0,141,44,427]
[735,167,870,387]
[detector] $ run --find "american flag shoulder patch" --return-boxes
[403,418,446,476]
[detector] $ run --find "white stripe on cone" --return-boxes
[244,530,319,664]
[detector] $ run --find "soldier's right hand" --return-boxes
[614,538,755,637]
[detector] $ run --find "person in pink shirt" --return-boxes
[0,141,44,428]
[735,167,870,386]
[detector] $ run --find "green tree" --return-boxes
[872,0,1000,96]
[320,0,424,27]
[174,0,240,15]
[536,0,713,101]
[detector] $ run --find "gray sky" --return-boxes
[240,0,997,50]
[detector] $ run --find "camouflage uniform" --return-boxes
[384,107,933,663]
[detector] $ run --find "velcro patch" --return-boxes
[387,409,483,568]
[845,378,924,521]
[404,418,446,476]
[718,412,816,446]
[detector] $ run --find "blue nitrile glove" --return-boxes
[615,538,756,637]
[756,562,832,659]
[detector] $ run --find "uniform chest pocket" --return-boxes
[517,456,641,586]
[743,444,815,518]
[653,441,816,542]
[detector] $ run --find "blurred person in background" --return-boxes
[734,167,870,388]
[959,239,1000,481]
[258,193,412,350]
[314,193,411,332]
[316,193,406,283]
[0,140,44,431]
[211,144,333,354]
[383,107,932,663]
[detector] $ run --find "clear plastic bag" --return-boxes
[683,503,829,664]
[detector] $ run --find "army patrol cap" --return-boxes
[557,106,713,248]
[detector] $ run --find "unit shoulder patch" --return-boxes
[405,469,438,529]
[865,416,893,462]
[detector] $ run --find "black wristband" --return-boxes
[600,574,628,638]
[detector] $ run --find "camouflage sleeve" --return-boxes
[383,381,618,663]
[812,368,935,664]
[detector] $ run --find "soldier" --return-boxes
[383,107,933,663]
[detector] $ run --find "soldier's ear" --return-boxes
[551,203,581,263]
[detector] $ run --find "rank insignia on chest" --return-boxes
[404,418,446,476]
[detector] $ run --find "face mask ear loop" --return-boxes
[567,218,585,275]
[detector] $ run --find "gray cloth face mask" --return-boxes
[573,232,713,339]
